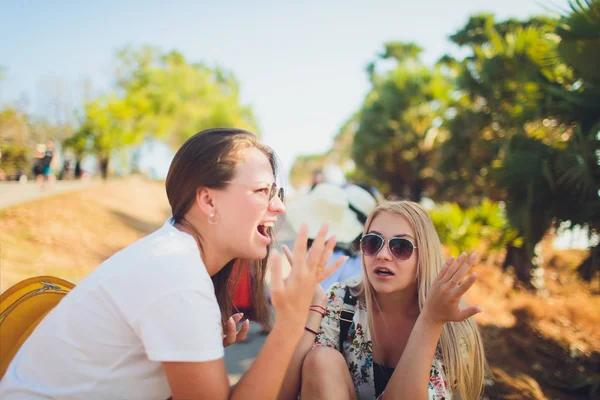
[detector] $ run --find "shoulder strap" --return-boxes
[339,287,357,348]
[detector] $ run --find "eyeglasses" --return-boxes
[268,182,285,204]
[227,181,285,205]
[360,233,417,261]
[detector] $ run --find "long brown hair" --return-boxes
[165,127,275,327]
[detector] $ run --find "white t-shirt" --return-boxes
[0,219,224,400]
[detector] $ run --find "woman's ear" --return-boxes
[195,187,216,217]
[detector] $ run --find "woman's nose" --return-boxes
[377,241,393,261]
[269,195,285,215]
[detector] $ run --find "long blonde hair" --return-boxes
[353,200,488,399]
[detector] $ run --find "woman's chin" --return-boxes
[244,244,268,261]
[368,276,400,293]
[372,284,396,295]
[231,237,269,261]
[371,280,415,295]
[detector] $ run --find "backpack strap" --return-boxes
[339,287,357,348]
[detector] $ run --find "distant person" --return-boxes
[278,200,488,400]
[17,169,27,183]
[42,141,58,179]
[74,159,83,179]
[286,182,378,291]
[0,148,5,181]
[33,143,46,183]
[310,169,325,190]
[0,128,346,400]
[62,158,74,180]
[35,140,58,189]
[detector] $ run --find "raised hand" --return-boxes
[281,244,337,308]
[222,312,250,347]
[268,224,347,329]
[422,252,482,325]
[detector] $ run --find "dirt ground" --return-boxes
[0,176,171,292]
[1,177,598,399]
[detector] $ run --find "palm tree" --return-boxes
[499,0,600,283]
[353,42,453,200]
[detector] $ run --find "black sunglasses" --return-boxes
[360,233,417,261]
[268,182,285,204]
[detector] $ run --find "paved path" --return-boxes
[0,180,101,209]
[225,322,269,384]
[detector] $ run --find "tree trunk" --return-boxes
[74,158,82,179]
[99,157,109,180]
[503,244,536,290]
[410,180,424,202]
[388,175,407,201]
[577,245,599,282]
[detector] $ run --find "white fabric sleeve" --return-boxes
[135,290,224,362]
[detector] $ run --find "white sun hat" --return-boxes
[345,184,378,225]
[286,183,364,244]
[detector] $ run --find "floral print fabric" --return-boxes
[313,281,452,399]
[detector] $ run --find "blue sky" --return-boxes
[1,0,551,179]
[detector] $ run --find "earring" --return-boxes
[208,212,220,225]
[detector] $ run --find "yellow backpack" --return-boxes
[0,276,74,378]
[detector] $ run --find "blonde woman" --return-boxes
[278,200,487,400]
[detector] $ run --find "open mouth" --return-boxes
[374,267,395,277]
[257,222,274,239]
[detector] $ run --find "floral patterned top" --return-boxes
[313,280,452,400]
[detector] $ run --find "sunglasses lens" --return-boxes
[389,238,414,260]
[361,235,383,256]
[278,187,285,203]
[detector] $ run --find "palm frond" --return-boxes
[556,0,600,83]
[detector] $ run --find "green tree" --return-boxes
[498,0,600,282]
[435,14,565,206]
[69,46,260,178]
[61,128,90,178]
[432,14,583,288]
[352,42,452,200]
[0,108,31,176]
[114,46,259,148]
[76,94,142,179]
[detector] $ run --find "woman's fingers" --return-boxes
[223,317,237,347]
[316,235,337,273]
[231,312,244,325]
[445,252,468,285]
[452,272,478,296]
[281,245,294,266]
[436,256,454,282]
[319,256,349,282]
[456,305,483,321]
[236,319,250,342]
[306,224,329,268]
[450,253,477,284]
[223,314,250,346]
[291,224,309,269]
